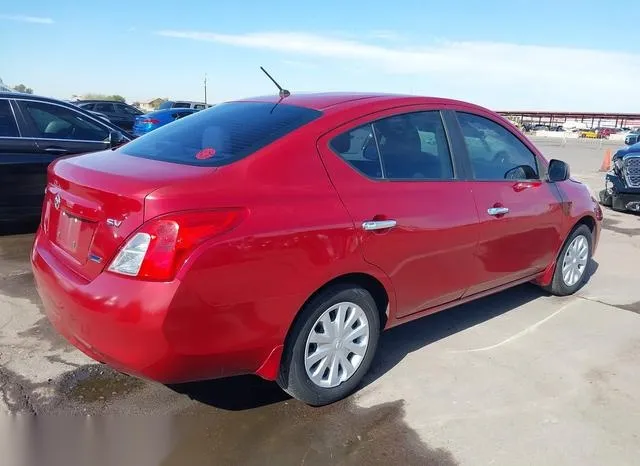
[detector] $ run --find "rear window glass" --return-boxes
[120,102,322,166]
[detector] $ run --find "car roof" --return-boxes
[233,92,477,112]
[75,100,130,104]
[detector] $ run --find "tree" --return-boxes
[13,83,34,94]
[81,93,126,102]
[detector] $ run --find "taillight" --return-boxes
[142,118,160,125]
[107,209,247,281]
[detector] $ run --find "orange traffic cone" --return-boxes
[599,149,612,172]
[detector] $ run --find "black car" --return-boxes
[0,93,131,233]
[73,100,143,131]
[599,143,640,212]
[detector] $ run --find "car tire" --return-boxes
[277,284,381,406]
[545,224,592,296]
[598,189,612,207]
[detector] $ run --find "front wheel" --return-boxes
[545,224,592,296]
[277,285,381,406]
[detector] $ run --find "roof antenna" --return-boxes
[260,66,290,99]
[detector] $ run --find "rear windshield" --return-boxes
[120,102,322,166]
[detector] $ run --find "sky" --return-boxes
[1,0,639,111]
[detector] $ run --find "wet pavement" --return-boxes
[1,139,640,465]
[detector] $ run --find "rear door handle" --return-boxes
[487,207,509,216]
[362,220,397,231]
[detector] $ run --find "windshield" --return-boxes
[120,101,322,166]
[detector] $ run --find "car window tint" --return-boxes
[194,104,205,110]
[94,103,115,113]
[121,102,322,166]
[0,100,20,137]
[172,102,191,109]
[117,104,140,115]
[21,101,109,141]
[458,112,539,180]
[330,124,383,179]
[78,103,95,111]
[373,111,454,180]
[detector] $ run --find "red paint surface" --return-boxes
[32,93,601,384]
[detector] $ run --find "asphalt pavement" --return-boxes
[1,137,639,465]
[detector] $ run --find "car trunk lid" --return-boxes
[42,150,212,281]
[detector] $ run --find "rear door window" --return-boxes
[120,102,322,166]
[94,103,116,113]
[329,111,454,181]
[0,100,20,137]
[20,100,109,141]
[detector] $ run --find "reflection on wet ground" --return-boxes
[163,398,456,466]
[46,369,456,465]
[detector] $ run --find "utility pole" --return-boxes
[204,73,207,106]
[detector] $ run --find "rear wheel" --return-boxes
[545,224,592,296]
[277,285,380,406]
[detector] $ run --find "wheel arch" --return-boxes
[536,214,597,288]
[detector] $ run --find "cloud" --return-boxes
[155,30,640,110]
[281,59,318,69]
[368,30,403,41]
[0,14,54,24]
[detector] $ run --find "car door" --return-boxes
[450,110,565,296]
[16,99,112,219]
[0,98,42,226]
[94,102,126,129]
[114,103,140,131]
[317,107,480,318]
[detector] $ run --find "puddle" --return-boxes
[57,365,145,403]
[161,398,457,466]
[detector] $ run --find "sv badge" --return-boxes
[106,219,123,228]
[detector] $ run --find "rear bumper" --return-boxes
[31,231,282,383]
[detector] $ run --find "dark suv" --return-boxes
[599,143,640,212]
[0,93,131,232]
[74,100,143,131]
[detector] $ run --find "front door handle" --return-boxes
[362,220,397,231]
[487,207,509,216]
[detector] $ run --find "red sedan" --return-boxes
[32,93,602,406]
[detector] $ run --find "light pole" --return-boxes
[204,73,207,106]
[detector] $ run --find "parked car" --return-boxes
[73,100,143,131]
[598,142,640,212]
[596,128,618,139]
[158,100,212,110]
[32,92,602,406]
[88,110,111,124]
[0,92,131,232]
[132,107,199,136]
[580,129,598,139]
[625,132,640,145]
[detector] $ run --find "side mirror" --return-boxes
[548,159,570,182]
[108,130,126,149]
